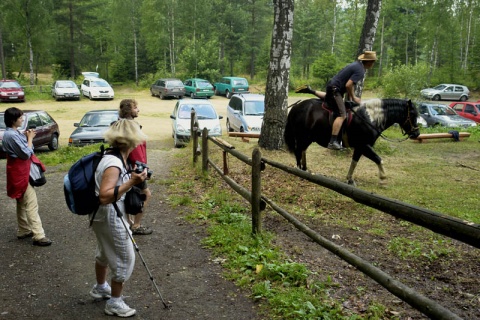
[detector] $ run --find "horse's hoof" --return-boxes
[347,179,357,187]
[379,179,388,187]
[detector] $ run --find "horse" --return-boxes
[284,98,420,186]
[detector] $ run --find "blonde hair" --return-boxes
[104,119,147,150]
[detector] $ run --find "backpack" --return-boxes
[64,145,117,215]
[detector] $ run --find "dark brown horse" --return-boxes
[284,98,420,186]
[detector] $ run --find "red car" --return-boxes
[0,110,60,158]
[449,101,480,123]
[0,79,25,102]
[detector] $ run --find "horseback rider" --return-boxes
[296,51,377,150]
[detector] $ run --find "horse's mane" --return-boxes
[358,98,412,130]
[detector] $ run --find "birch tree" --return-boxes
[258,0,294,150]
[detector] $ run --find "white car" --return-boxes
[51,80,80,101]
[170,99,223,148]
[226,93,264,133]
[81,77,114,100]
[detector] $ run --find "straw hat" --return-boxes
[358,51,377,61]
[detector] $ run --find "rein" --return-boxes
[350,101,418,142]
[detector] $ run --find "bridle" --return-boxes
[398,102,419,138]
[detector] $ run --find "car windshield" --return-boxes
[233,79,247,86]
[431,105,456,116]
[80,113,118,127]
[57,81,76,88]
[197,81,211,88]
[244,101,264,115]
[91,80,110,88]
[178,105,216,119]
[0,81,21,89]
[167,80,183,88]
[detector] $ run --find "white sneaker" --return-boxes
[105,298,136,317]
[89,283,112,299]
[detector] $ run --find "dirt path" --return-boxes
[0,144,260,319]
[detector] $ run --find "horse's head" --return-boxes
[401,100,420,139]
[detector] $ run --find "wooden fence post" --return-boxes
[202,128,209,172]
[191,109,199,163]
[251,148,262,235]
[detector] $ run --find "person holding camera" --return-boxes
[89,119,148,317]
[118,99,153,235]
[2,107,52,246]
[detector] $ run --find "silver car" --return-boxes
[150,78,185,100]
[420,84,469,101]
[68,110,119,146]
[417,103,477,128]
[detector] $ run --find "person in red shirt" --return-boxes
[118,99,152,235]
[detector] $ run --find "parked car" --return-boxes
[214,77,249,98]
[169,99,223,147]
[51,80,80,101]
[68,109,119,146]
[226,93,264,133]
[417,102,477,128]
[0,79,25,102]
[449,101,480,123]
[0,110,60,158]
[150,78,185,100]
[420,84,469,101]
[81,71,100,78]
[80,77,114,100]
[183,78,214,99]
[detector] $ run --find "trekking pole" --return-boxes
[113,187,171,310]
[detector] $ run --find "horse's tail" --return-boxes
[284,101,305,153]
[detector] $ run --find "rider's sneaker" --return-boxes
[90,283,112,299]
[295,84,314,94]
[105,298,136,317]
[327,141,344,150]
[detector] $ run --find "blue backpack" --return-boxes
[64,145,115,216]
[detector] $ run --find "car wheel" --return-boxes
[460,96,467,101]
[432,94,440,101]
[174,134,183,148]
[226,119,233,132]
[160,92,165,100]
[179,95,184,99]
[190,92,195,99]
[214,87,219,95]
[89,92,93,100]
[240,126,245,132]
[226,90,231,99]
[48,134,59,151]
[150,89,155,97]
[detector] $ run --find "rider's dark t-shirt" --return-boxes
[327,61,365,95]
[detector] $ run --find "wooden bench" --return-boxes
[415,132,471,143]
[228,132,260,142]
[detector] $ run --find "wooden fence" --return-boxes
[189,123,480,320]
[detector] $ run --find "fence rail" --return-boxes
[191,125,479,319]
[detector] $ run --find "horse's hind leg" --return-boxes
[301,151,307,171]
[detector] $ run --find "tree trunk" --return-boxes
[258,0,294,150]
[69,1,75,79]
[355,0,381,98]
[0,26,6,79]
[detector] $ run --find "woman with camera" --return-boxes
[2,107,52,246]
[88,119,148,317]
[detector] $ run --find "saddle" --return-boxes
[319,99,358,127]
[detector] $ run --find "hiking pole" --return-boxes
[113,187,171,310]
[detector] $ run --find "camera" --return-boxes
[134,161,153,179]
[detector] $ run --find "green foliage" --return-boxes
[380,63,429,99]
[312,52,341,88]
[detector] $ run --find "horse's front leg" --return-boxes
[362,145,387,186]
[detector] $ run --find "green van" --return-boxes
[214,77,249,99]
